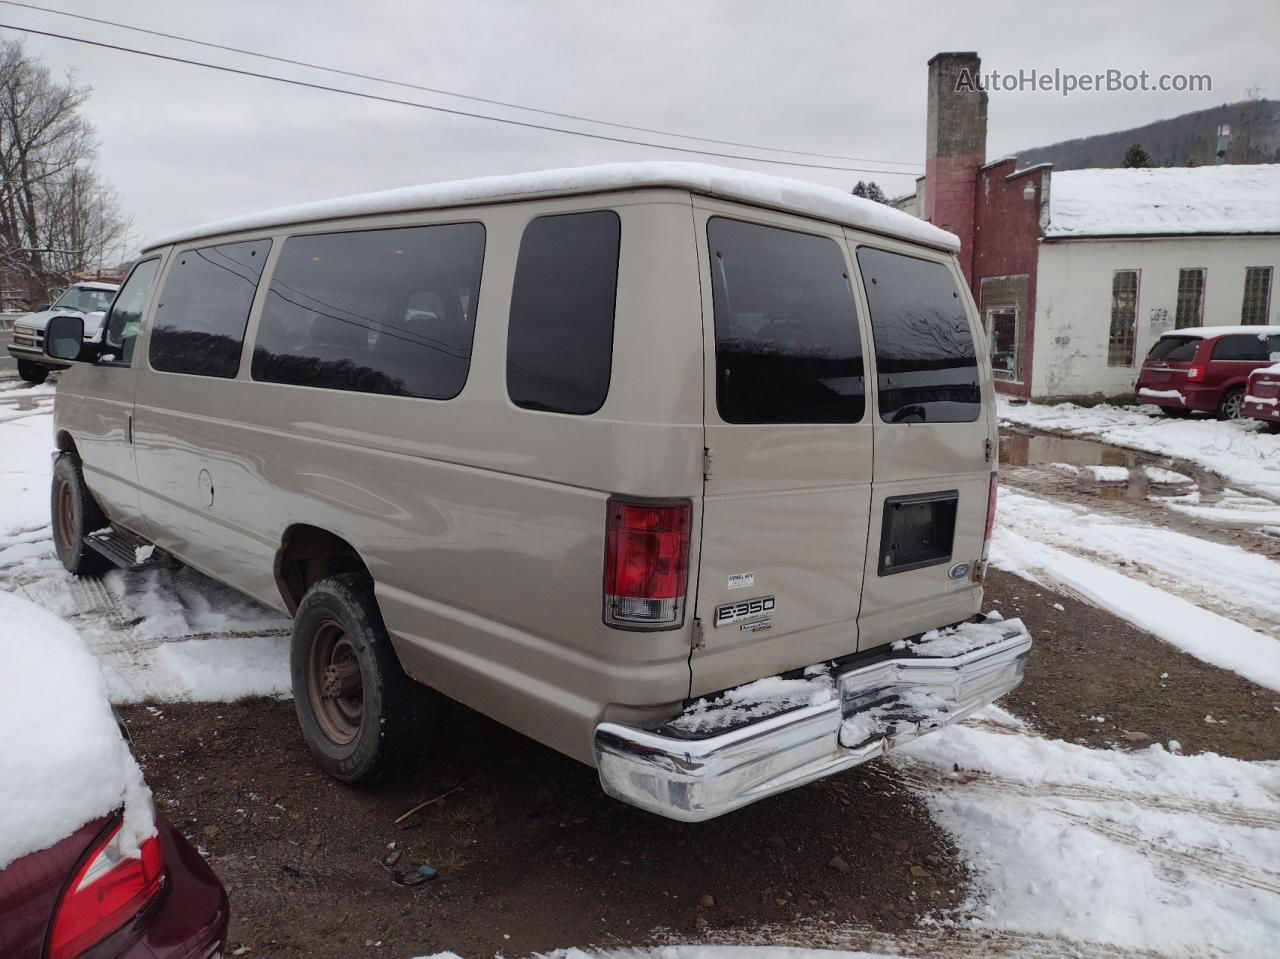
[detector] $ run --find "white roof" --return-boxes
[1159,325,1280,339]
[143,161,959,253]
[1046,165,1280,239]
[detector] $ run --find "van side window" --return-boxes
[1212,333,1277,361]
[507,211,620,414]
[251,223,485,399]
[708,217,864,424]
[856,247,980,424]
[101,257,160,366]
[149,240,270,378]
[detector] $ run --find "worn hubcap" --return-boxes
[307,620,364,745]
[1224,394,1244,419]
[55,480,76,554]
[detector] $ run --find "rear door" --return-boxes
[1140,334,1200,389]
[850,240,993,649]
[689,201,874,697]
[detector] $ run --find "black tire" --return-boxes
[291,573,439,784]
[1217,388,1245,421]
[17,359,48,384]
[51,454,112,576]
[1158,406,1191,418]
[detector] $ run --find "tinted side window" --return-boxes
[856,247,979,424]
[1212,334,1269,361]
[252,223,485,399]
[149,240,270,377]
[1146,336,1200,363]
[708,217,864,424]
[102,258,160,366]
[507,211,620,414]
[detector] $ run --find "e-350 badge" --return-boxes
[714,595,775,627]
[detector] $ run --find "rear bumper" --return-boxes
[595,615,1031,821]
[1243,394,1280,423]
[1136,383,1218,411]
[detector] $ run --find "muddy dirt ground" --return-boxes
[117,569,1280,959]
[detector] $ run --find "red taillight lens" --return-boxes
[1187,365,1204,381]
[50,822,165,959]
[604,497,691,629]
[982,473,998,562]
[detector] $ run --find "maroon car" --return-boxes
[1136,326,1280,420]
[1243,363,1280,432]
[0,594,228,959]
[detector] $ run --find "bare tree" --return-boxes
[0,38,131,307]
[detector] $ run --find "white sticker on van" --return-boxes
[727,571,755,590]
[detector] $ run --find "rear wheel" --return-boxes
[16,359,48,384]
[291,573,439,783]
[1217,388,1245,421]
[50,454,111,576]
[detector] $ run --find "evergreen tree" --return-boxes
[851,180,889,204]
[1123,143,1153,168]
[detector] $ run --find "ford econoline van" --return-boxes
[44,163,1031,821]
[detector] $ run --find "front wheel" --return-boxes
[51,454,111,576]
[1217,388,1245,421]
[291,573,439,784]
[16,359,48,384]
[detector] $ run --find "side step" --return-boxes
[84,527,168,572]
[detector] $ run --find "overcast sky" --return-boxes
[3,0,1276,249]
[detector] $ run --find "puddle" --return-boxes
[1000,428,1226,504]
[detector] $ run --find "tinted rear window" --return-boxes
[1146,336,1200,363]
[251,223,485,398]
[507,211,620,414]
[1212,333,1277,362]
[856,247,980,424]
[150,240,271,378]
[708,217,864,424]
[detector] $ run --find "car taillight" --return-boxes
[1187,365,1204,381]
[604,497,691,629]
[982,473,998,562]
[49,821,165,959]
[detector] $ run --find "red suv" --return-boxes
[1136,326,1280,420]
[1243,363,1280,432]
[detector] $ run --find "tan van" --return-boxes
[44,163,1031,821]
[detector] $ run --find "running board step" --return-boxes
[84,527,167,572]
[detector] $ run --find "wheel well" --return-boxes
[274,525,371,614]
[55,430,79,457]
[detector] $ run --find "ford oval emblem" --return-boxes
[948,562,971,581]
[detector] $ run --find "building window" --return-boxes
[1241,267,1273,326]
[1174,268,1205,329]
[1108,270,1139,367]
[988,309,1019,380]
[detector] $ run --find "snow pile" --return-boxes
[992,492,1280,691]
[1155,486,1280,528]
[1084,464,1128,483]
[998,396,1280,496]
[145,161,959,254]
[1046,164,1280,237]
[668,671,835,736]
[1142,466,1192,485]
[899,722,1280,957]
[0,591,154,869]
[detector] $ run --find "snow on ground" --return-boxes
[992,513,1280,694]
[0,386,290,702]
[996,488,1280,640]
[0,590,154,869]
[1153,485,1280,529]
[998,397,1280,497]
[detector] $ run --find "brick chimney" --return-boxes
[924,52,987,283]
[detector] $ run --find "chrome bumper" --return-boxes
[595,616,1031,821]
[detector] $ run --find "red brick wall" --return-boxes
[925,153,983,282]
[972,159,1048,397]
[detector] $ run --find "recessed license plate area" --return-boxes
[877,490,958,575]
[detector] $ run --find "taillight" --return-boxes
[982,473,998,562]
[1187,365,1204,381]
[49,821,165,959]
[604,497,691,629]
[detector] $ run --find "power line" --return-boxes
[0,0,922,170]
[0,21,919,178]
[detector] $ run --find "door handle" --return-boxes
[127,414,133,445]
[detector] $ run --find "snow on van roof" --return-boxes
[1158,325,1280,339]
[143,162,960,253]
[1045,165,1280,239]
